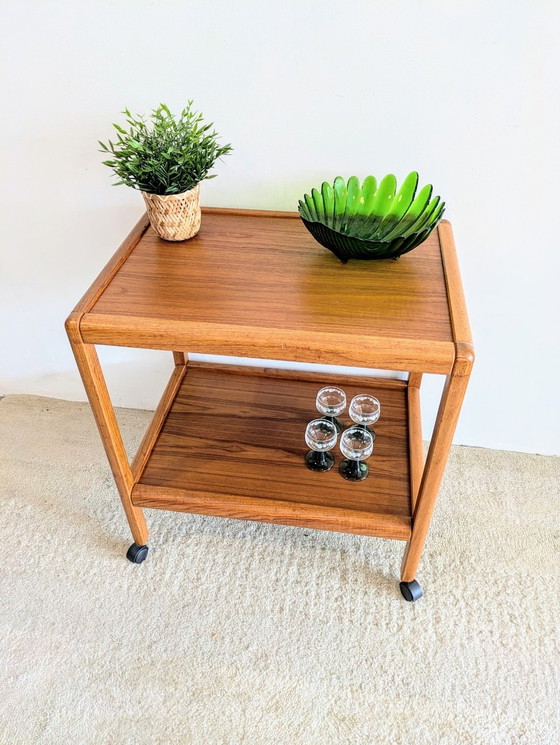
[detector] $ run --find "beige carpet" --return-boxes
[0,394,558,745]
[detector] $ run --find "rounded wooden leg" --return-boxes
[126,543,149,564]
[66,336,150,547]
[401,365,473,584]
[399,579,423,602]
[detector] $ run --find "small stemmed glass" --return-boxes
[339,425,374,481]
[304,418,338,472]
[316,386,346,433]
[349,394,381,434]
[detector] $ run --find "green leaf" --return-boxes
[99,101,232,193]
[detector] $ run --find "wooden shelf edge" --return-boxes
[202,206,300,219]
[132,484,412,541]
[187,361,408,388]
[130,360,189,483]
[438,221,475,373]
[80,314,455,374]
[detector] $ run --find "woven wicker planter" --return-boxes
[142,185,201,241]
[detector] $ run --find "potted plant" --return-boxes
[99,103,232,241]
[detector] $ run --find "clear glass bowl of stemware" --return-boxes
[339,425,374,481]
[316,386,346,433]
[349,394,380,434]
[304,418,338,472]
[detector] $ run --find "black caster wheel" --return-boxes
[126,543,149,564]
[399,579,423,602]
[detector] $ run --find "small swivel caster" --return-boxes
[126,543,149,564]
[399,579,423,602]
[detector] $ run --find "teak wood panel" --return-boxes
[69,214,150,317]
[138,366,412,521]
[187,361,407,389]
[79,314,454,374]
[85,211,454,352]
[437,220,475,371]
[133,485,411,541]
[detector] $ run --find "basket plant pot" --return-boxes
[141,184,201,241]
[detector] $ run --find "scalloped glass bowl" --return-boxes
[298,172,445,262]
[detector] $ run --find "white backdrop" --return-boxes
[1,1,558,455]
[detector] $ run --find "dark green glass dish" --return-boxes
[298,173,445,262]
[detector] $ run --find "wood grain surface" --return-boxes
[133,484,411,541]
[81,211,455,371]
[136,365,412,534]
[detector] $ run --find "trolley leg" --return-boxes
[401,356,473,587]
[67,328,148,547]
[172,351,187,366]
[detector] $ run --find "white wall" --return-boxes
[1,1,558,455]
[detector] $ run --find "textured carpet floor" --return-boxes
[0,394,558,745]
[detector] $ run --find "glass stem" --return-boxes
[316,451,328,468]
[325,414,343,433]
[349,460,362,478]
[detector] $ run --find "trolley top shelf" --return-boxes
[69,208,473,374]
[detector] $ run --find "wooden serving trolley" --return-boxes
[66,208,474,601]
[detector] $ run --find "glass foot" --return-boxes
[339,459,369,481]
[305,450,335,472]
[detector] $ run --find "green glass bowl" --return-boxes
[298,173,445,262]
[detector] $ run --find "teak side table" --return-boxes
[66,208,474,601]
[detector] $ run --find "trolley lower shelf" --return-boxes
[130,363,416,541]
